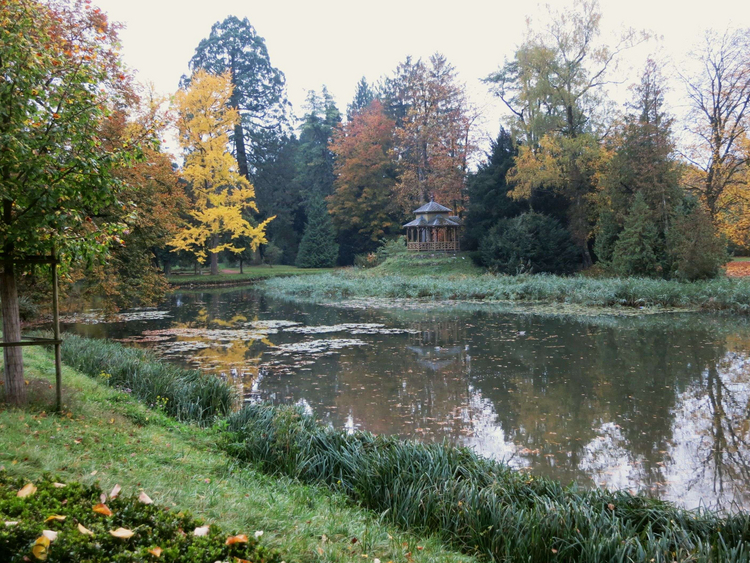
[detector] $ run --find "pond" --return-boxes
[64,285,750,512]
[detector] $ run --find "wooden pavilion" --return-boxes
[403,201,462,252]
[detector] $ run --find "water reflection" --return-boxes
[63,287,750,512]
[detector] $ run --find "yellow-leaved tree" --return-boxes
[170,69,272,275]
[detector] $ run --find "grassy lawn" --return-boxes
[168,265,332,287]
[0,345,475,563]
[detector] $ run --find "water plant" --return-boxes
[60,334,235,424]
[225,403,750,562]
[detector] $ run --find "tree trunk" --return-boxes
[164,261,171,276]
[239,258,243,274]
[210,234,219,276]
[1,257,25,405]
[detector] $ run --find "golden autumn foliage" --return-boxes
[170,70,273,272]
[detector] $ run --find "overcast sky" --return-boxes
[93,0,749,147]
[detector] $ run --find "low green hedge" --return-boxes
[0,473,283,563]
[60,335,235,425]
[225,404,750,563]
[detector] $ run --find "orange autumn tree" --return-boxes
[170,69,272,275]
[328,100,400,255]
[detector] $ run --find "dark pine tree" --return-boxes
[295,195,339,268]
[347,77,376,121]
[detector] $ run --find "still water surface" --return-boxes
[65,286,750,512]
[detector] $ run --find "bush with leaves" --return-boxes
[0,473,282,563]
[262,243,283,267]
[610,193,660,277]
[479,212,579,274]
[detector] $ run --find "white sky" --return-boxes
[93,0,750,148]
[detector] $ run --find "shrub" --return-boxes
[60,335,234,425]
[668,203,729,281]
[262,243,283,267]
[479,212,579,274]
[0,473,282,563]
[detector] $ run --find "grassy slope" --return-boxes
[0,346,475,563]
[168,265,331,287]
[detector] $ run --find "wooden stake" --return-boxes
[51,248,62,411]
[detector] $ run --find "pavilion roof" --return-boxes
[413,201,452,214]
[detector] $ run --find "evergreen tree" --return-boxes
[347,77,375,121]
[295,195,339,268]
[668,200,728,281]
[186,16,289,180]
[479,212,579,274]
[463,129,526,250]
[593,208,620,266]
[611,193,660,277]
[296,88,341,201]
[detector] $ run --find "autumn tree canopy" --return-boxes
[0,0,139,404]
[170,69,272,276]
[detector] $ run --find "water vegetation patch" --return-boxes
[263,270,750,314]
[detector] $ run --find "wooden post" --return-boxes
[51,249,62,411]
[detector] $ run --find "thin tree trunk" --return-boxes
[1,257,24,405]
[164,261,171,276]
[239,258,243,274]
[210,234,219,276]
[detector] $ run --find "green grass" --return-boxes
[168,266,331,287]
[263,267,750,314]
[226,403,750,563]
[0,345,477,563]
[370,252,483,276]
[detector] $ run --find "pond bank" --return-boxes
[262,270,750,315]
[0,343,476,563]
[5,337,750,562]
[167,266,330,288]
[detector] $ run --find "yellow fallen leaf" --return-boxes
[44,515,66,523]
[193,525,210,537]
[31,536,50,560]
[109,527,135,539]
[226,534,248,545]
[110,484,121,499]
[148,546,163,557]
[138,491,153,505]
[53,483,66,488]
[93,503,113,516]
[17,483,37,498]
[42,530,58,542]
[77,523,94,536]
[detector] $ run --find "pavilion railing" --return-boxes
[407,241,460,251]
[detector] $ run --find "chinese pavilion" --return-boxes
[403,201,461,252]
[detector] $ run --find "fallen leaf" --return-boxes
[90,470,97,476]
[109,527,135,539]
[234,559,251,563]
[17,483,37,498]
[42,530,58,542]
[44,515,66,523]
[100,493,107,503]
[226,534,248,545]
[31,536,50,560]
[607,503,615,511]
[93,503,113,516]
[254,530,263,538]
[552,548,558,554]
[148,546,162,557]
[53,483,66,488]
[4,521,18,527]
[77,523,94,536]
[193,525,210,537]
[110,484,121,500]
[138,491,153,505]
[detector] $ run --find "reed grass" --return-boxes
[263,270,750,314]
[60,334,234,424]
[225,403,750,562]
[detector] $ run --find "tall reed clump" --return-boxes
[60,334,234,424]
[225,404,750,563]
